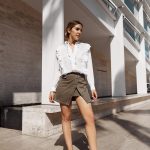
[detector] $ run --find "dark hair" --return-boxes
[65,20,83,39]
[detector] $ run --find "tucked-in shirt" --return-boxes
[50,41,95,92]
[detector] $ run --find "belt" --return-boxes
[61,72,85,78]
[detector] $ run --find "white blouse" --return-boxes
[50,41,95,92]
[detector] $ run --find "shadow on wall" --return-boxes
[0,92,41,130]
[113,69,126,98]
[0,0,42,107]
[113,69,128,111]
[91,37,112,98]
[1,107,22,130]
[0,0,42,129]
[113,66,138,98]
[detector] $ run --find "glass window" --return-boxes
[102,0,119,19]
[144,12,148,31]
[102,0,116,13]
[124,0,139,13]
[124,19,140,44]
[143,11,150,32]
[145,40,149,59]
[124,0,134,13]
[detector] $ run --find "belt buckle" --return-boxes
[62,74,67,79]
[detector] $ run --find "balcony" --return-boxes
[101,0,120,20]
[111,0,150,42]
[145,40,150,60]
[143,0,150,18]
[143,11,150,35]
[124,0,140,20]
[124,18,141,47]
[147,0,150,7]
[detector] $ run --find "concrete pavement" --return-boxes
[0,100,150,150]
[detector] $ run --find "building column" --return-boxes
[136,3,147,94]
[42,0,64,104]
[110,14,126,97]
[136,37,147,94]
[138,2,144,27]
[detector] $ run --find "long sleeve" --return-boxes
[50,50,61,92]
[87,48,95,91]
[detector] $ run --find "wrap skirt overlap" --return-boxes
[54,72,92,105]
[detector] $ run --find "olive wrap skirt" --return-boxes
[54,72,92,105]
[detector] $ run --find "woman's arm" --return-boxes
[87,48,95,91]
[87,47,97,100]
[49,49,61,102]
[50,50,61,92]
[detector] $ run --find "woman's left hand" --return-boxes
[91,89,97,101]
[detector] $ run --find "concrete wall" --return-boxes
[0,0,42,106]
[125,71,137,94]
[80,0,115,34]
[91,38,112,97]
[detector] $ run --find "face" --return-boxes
[68,24,83,41]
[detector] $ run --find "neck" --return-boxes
[68,38,77,45]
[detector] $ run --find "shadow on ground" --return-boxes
[123,109,150,115]
[103,110,150,147]
[55,130,89,150]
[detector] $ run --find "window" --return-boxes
[102,0,119,18]
[124,0,139,14]
[145,40,150,59]
[143,11,150,32]
[124,19,141,44]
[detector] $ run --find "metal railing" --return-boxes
[145,40,150,59]
[143,11,150,32]
[102,0,120,19]
[123,19,141,44]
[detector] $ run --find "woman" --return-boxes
[49,20,97,150]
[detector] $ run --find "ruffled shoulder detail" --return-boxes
[55,44,66,67]
[56,44,64,53]
[78,43,91,52]
[56,44,65,58]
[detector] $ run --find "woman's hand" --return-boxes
[91,89,97,102]
[49,91,56,103]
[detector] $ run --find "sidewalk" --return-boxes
[0,100,150,150]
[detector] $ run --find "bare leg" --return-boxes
[76,96,97,150]
[60,102,73,150]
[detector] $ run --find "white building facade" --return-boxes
[0,0,150,106]
[2,0,150,136]
[42,0,150,104]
